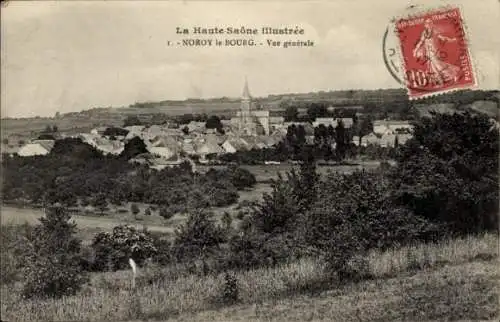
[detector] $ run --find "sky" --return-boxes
[1,0,499,118]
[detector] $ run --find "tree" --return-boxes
[356,117,374,147]
[120,136,147,160]
[222,211,233,231]
[182,126,189,135]
[38,134,56,140]
[305,171,440,276]
[123,115,142,127]
[205,115,223,130]
[251,174,300,235]
[21,206,88,298]
[392,112,499,234]
[103,127,129,137]
[144,207,152,216]
[307,103,328,120]
[172,209,225,261]
[44,125,53,133]
[334,119,348,161]
[228,166,257,190]
[91,225,158,271]
[90,193,108,214]
[284,105,299,122]
[2,138,8,145]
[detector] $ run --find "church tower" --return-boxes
[239,77,255,135]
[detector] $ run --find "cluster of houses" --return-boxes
[4,81,436,162]
[355,120,413,148]
[8,118,414,161]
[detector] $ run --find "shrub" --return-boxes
[305,170,441,278]
[227,230,301,270]
[228,166,257,190]
[392,112,499,234]
[21,206,88,298]
[251,173,300,235]
[0,224,32,285]
[159,206,177,220]
[144,207,152,216]
[172,209,226,262]
[219,272,240,305]
[221,211,233,231]
[91,225,158,271]
[91,193,108,214]
[149,232,172,266]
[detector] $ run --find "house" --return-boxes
[205,134,226,146]
[196,141,225,156]
[129,153,154,165]
[187,121,206,133]
[379,133,397,148]
[18,140,55,157]
[396,133,413,145]
[124,125,145,139]
[147,146,177,159]
[337,117,354,128]
[222,138,249,153]
[180,140,197,155]
[90,126,109,135]
[93,138,124,155]
[373,124,393,136]
[359,133,380,147]
[313,118,335,128]
[312,118,353,129]
[147,135,180,158]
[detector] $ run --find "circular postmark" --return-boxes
[382,4,474,97]
[382,26,405,86]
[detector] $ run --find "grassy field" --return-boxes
[1,233,497,321]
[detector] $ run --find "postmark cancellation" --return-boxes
[392,5,477,99]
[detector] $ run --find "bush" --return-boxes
[221,211,233,231]
[392,112,499,234]
[305,170,441,278]
[91,225,158,271]
[159,206,178,220]
[21,206,88,298]
[172,209,226,262]
[0,224,32,285]
[219,272,240,305]
[227,230,301,270]
[228,166,257,190]
[144,207,152,216]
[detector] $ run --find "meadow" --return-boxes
[1,232,497,321]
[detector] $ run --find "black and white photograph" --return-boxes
[1,0,499,321]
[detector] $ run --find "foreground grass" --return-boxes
[1,233,498,322]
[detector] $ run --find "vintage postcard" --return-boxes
[1,1,499,321]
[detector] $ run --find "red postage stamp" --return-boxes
[394,6,476,99]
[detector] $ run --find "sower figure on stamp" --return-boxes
[413,18,460,87]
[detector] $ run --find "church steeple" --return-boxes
[242,77,251,100]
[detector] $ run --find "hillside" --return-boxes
[2,233,497,321]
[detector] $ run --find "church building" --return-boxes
[231,78,271,136]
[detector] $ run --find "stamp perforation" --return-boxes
[389,4,478,100]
